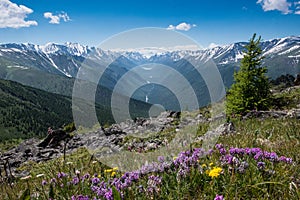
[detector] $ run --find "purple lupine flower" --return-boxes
[104,188,113,200]
[219,148,227,155]
[229,147,237,155]
[50,178,57,184]
[158,156,165,163]
[237,161,249,173]
[236,148,245,155]
[279,156,293,164]
[57,172,67,179]
[245,147,251,155]
[91,177,100,185]
[254,152,263,160]
[148,175,162,185]
[257,161,265,170]
[251,147,262,155]
[42,180,47,186]
[215,143,223,149]
[214,194,224,200]
[138,185,144,193]
[72,177,80,185]
[269,152,278,162]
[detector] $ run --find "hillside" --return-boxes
[0,84,299,199]
[0,79,131,142]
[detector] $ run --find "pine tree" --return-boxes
[226,34,272,116]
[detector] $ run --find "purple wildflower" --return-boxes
[158,156,165,163]
[91,177,100,185]
[257,161,265,170]
[42,180,47,186]
[104,188,113,200]
[214,194,224,200]
[57,172,67,179]
[72,177,80,185]
[215,143,223,149]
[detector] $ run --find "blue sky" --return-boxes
[0,0,300,48]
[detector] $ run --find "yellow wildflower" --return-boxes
[112,167,118,171]
[202,164,207,168]
[111,171,116,177]
[208,167,222,178]
[104,169,113,173]
[173,157,178,160]
[209,162,214,166]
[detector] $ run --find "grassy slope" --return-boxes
[0,87,299,199]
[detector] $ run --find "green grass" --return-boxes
[1,116,299,200]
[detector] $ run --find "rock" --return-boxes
[243,110,287,120]
[104,124,126,136]
[38,129,71,148]
[217,122,235,135]
[286,109,300,119]
[294,74,300,86]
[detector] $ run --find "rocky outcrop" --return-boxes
[38,129,71,148]
[243,109,300,120]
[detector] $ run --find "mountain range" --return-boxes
[1,36,299,79]
[0,36,299,136]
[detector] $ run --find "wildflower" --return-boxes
[92,161,98,164]
[237,161,249,174]
[112,167,119,171]
[104,169,113,173]
[158,156,165,163]
[215,143,224,149]
[201,164,207,168]
[75,170,81,175]
[50,178,57,184]
[57,172,67,179]
[72,177,80,185]
[111,172,116,177]
[219,148,227,155]
[257,161,265,170]
[214,194,224,200]
[208,167,222,178]
[42,180,47,186]
[66,162,73,165]
[104,188,113,200]
[92,177,100,185]
[279,156,293,164]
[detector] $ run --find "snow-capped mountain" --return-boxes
[0,36,299,89]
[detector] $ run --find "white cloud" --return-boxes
[257,0,292,14]
[295,1,300,14]
[0,0,37,28]
[44,12,70,24]
[167,22,196,31]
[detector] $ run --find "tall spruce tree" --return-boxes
[226,34,272,116]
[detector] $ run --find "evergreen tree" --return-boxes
[226,34,272,116]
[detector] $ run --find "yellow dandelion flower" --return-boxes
[208,167,222,178]
[111,171,116,177]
